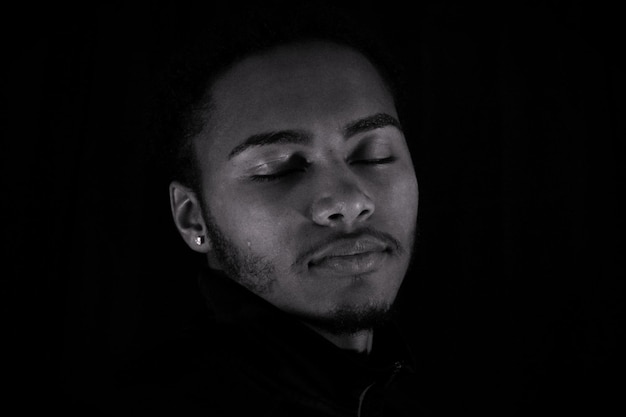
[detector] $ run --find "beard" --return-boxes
[203,209,277,296]
[202,207,414,335]
[296,301,395,335]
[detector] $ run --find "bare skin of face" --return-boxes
[170,41,419,353]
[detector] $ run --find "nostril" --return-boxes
[328,213,343,221]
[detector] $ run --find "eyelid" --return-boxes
[249,155,291,170]
[244,154,310,181]
[348,138,395,162]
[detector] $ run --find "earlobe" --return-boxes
[169,181,211,253]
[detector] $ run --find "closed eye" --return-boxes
[351,156,396,165]
[250,167,308,182]
[248,154,310,183]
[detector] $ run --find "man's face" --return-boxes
[195,42,418,331]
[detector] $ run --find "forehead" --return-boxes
[198,41,397,161]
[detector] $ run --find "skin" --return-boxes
[170,41,418,352]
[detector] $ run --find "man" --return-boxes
[118,6,424,416]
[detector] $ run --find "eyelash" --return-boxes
[351,156,396,165]
[250,168,305,182]
[250,157,396,183]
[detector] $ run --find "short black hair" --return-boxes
[148,2,408,193]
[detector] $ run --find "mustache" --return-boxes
[293,227,405,267]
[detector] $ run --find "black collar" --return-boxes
[197,269,417,412]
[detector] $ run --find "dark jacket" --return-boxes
[114,270,432,416]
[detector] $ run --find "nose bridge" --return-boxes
[310,160,374,227]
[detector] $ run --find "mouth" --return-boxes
[308,237,390,275]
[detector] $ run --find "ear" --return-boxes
[169,181,211,254]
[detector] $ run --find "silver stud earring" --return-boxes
[194,236,205,246]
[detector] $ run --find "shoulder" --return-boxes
[110,314,236,416]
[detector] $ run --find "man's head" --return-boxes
[166,9,418,335]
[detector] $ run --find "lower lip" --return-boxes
[309,251,387,276]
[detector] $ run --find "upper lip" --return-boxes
[308,236,389,265]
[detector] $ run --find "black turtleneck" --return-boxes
[115,269,429,416]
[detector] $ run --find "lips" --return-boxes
[308,237,389,275]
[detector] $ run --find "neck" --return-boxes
[304,324,374,354]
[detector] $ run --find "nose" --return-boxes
[310,173,375,228]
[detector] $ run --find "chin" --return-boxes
[342,272,401,303]
[299,301,395,336]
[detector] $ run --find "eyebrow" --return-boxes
[228,130,311,159]
[343,112,403,138]
[227,112,402,160]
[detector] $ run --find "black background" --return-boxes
[4,1,624,414]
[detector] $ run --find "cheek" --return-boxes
[212,192,295,259]
[376,171,418,232]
